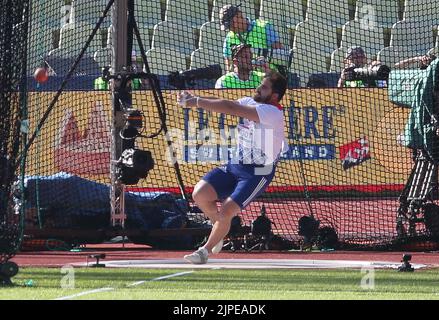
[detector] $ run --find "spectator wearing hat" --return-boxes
[219,4,283,73]
[215,43,270,89]
[337,46,382,88]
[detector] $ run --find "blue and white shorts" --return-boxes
[202,162,276,209]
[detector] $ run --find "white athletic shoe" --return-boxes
[211,239,224,254]
[184,247,208,264]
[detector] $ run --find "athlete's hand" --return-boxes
[177,91,197,107]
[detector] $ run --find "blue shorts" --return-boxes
[202,163,276,209]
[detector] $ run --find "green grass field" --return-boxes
[1,267,439,300]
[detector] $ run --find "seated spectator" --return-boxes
[219,4,283,73]
[215,44,270,89]
[338,46,388,88]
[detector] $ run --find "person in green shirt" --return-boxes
[215,43,270,89]
[219,4,284,73]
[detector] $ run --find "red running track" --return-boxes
[11,243,439,268]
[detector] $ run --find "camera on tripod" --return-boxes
[168,64,222,89]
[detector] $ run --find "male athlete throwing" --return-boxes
[177,71,287,264]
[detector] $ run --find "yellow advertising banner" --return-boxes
[25,89,412,191]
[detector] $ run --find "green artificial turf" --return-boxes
[1,267,439,300]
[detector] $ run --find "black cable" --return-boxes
[279,0,315,218]
[131,19,166,139]
[130,5,189,204]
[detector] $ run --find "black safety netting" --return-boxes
[7,0,439,251]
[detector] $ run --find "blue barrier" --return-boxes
[307,73,340,88]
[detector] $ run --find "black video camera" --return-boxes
[352,64,391,80]
[343,63,391,88]
[168,64,222,89]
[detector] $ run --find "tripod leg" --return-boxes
[397,157,420,237]
[405,151,438,237]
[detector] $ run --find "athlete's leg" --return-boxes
[200,166,276,254]
[193,166,237,222]
[185,169,237,263]
[201,197,241,253]
[192,180,221,223]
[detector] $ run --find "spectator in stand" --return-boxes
[215,43,271,89]
[219,4,283,73]
[337,46,385,88]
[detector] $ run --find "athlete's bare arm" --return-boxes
[177,91,260,123]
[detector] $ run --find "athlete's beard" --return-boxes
[253,92,272,103]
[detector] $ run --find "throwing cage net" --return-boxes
[7,0,439,252]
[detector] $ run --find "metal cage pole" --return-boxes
[110,0,130,227]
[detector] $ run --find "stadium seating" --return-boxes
[354,0,400,28]
[165,0,209,28]
[151,21,196,55]
[293,20,338,55]
[340,20,385,58]
[198,21,227,49]
[292,20,337,86]
[94,24,150,70]
[259,0,304,31]
[428,47,438,56]
[211,0,257,22]
[70,0,111,27]
[105,25,113,47]
[145,47,188,75]
[135,0,163,28]
[256,0,294,47]
[377,46,422,67]
[30,0,67,29]
[27,26,55,73]
[305,0,350,27]
[290,48,329,87]
[329,47,348,73]
[389,20,435,55]
[93,47,112,70]
[27,0,438,88]
[132,26,152,54]
[190,48,224,69]
[433,28,439,54]
[48,23,104,58]
[403,0,439,24]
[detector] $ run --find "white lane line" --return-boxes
[54,287,115,300]
[54,270,195,300]
[128,271,194,287]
